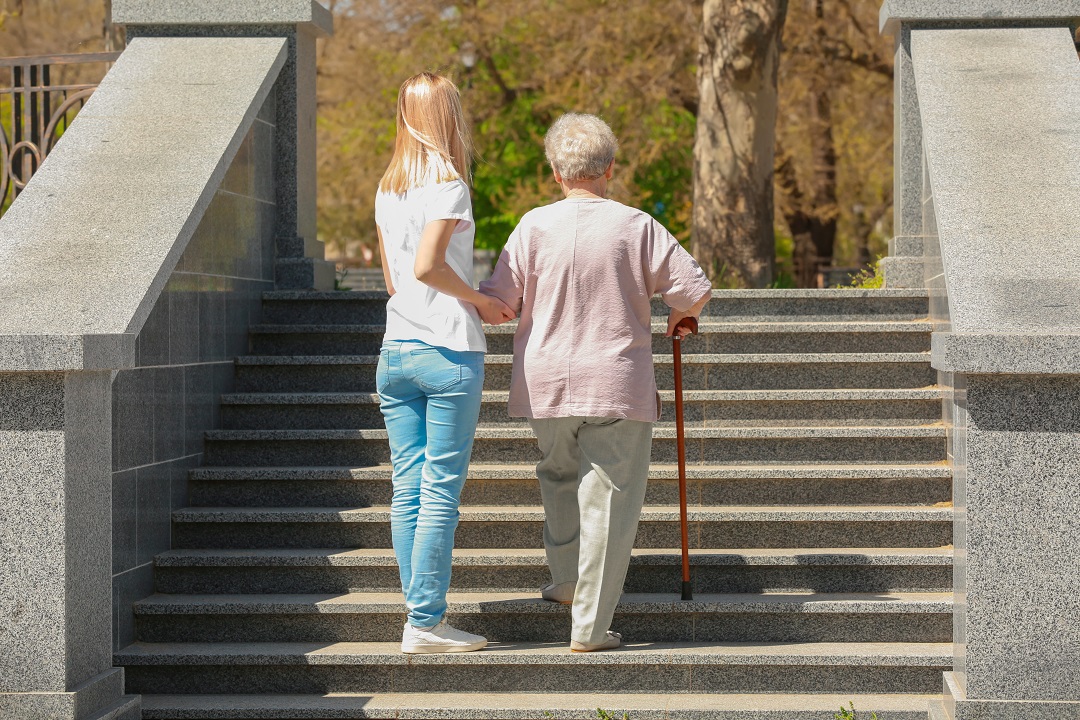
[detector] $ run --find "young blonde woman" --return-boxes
[375,72,515,654]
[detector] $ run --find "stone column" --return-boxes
[932,344,1080,720]
[115,0,336,290]
[878,0,1080,289]
[881,3,1080,717]
[0,370,139,719]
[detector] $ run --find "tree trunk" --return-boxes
[806,0,837,279]
[692,0,788,288]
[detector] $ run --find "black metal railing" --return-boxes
[0,51,120,214]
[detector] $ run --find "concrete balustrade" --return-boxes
[881,1,1080,717]
[0,3,335,714]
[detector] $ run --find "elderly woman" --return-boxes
[479,113,712,651]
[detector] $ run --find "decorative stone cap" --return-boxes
[881,0,1080,34]
[113,0,333,38]
[932,333,1080,375]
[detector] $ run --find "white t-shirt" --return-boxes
[375,179,487,353]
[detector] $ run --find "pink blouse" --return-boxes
[479,197,712,422]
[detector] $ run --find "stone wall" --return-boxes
[901,16,1080,718]
[110,94,278,650]
[0,34,288,719]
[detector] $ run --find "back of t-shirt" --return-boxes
[480,197,711,421]
[375,179,487,353]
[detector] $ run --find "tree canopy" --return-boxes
[0,0,897,286]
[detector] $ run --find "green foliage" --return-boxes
[844,257,885,289]
[834,701,878,720]
[596,709,629,720]
[334,265,352,292]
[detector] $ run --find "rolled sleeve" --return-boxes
[650,223,712,311]
[425,180,474,230]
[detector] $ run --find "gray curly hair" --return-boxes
[544,113,618,182]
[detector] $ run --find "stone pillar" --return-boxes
[932,343,1080,720]
[878,0,1080,289]
[881,3,1080,717]
[115,0,336,290]
[0,371,140,719]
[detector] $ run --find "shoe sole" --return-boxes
[401,641,488,654]
[570,642,621,652]
[542,597,573,605]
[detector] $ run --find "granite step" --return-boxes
[153,547,954,595]
[116,640,951,695]
[232,353,936,393]
[259,289,930,325]
[131,591,952,644]
[170,505,953,550]
[219,388,944,430]
[187,463,953,508]
[202,425,948,467]
[137,690,940,720]
[247,320,932,356]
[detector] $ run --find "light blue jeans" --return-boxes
[376,340,484,629]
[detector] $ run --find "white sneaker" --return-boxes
[401,620,488,654]
[540,581,576,604]
[570,630,622,653]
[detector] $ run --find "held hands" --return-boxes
[666,309,699,338]
[477,294,517,326]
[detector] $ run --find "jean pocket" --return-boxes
[376,351,390,394]
[412,362,462,392]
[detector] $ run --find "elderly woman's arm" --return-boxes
[650,221,713,337]
[478,226,526,314]
[665,291,711,337]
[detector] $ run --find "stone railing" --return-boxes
[0,3,333,718]
[0,51,120,215]
[881,1,1080,718]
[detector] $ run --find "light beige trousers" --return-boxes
[528,416,653,645]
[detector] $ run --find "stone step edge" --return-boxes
[263,289,931,300]
[247,321,933,335]
[137,691,940,720]
[218,388,945,405]
[115,640,952,667]
[132,590,953,616]
[203,426,948,442]
[154,546,954,568]
[188,463,953,482]
[235,352,932,366]
[171,505,953,523]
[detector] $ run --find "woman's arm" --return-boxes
[376,226,396,297]
[415,219,516,325]
[665,289,711,338]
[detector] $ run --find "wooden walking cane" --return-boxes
[672,315,698,601]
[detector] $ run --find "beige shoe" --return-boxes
[540,580,576,604]
[570,631,622,652]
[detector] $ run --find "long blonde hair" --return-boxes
[379,72,473,194]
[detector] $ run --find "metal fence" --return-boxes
[0,51,120,214]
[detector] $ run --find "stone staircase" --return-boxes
[116,288,953,719]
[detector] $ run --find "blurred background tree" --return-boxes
[0,0,895,287]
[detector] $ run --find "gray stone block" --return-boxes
[134,690,940,720]
[136,463,173,567]
[112,368,155,472]
[889,235,927,257]
[913,27,1080,335]
[275,256,336,290]
[0,38,286,371]
[882,257,926,290]
[113,0,334,37]
[111,470,137,574]
[932,332,1080,375]
[881,0,1080,34]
